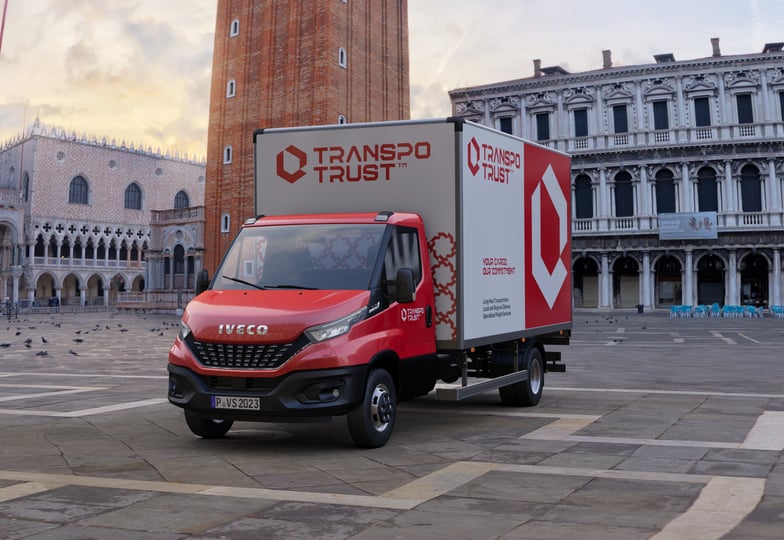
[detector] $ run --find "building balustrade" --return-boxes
[31,257,146,269]
[0,192,24,207]
[573,210,784,236]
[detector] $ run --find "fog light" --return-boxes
[296,379,345,404]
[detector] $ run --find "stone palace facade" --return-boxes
[450,39,784,309]
[0,119,206,307]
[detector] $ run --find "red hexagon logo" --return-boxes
[467,137,480,176]
[276,145,307,184]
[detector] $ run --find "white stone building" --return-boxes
[450,39,784,310]
[0,119,206,308]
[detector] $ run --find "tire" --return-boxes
[499,347,543,407]
[347,369,396,448]
[184,409,233,439]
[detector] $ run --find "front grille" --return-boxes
[185,334,310,369]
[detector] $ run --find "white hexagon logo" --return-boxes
[531,164,568,309]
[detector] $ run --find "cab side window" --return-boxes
[383,226,421,296]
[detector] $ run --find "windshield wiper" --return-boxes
[264,284,319,290]
[222,275,266,290]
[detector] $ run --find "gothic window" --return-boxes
[614,171,634,217]
[655,169,676,214]
[574,174,593,219]
[174,245,185,274]
[338,115,346,124]
[23,172,29,202]
[69,175,89,204]
[535,113,550,141]
[736,94,754,124]
[652,100,669,130]
[694,97,711,127]
[613,105,628,133]
[573,108,588,137]
[124,183,142,210]
[740,164,762,212]
[174,190,189,209]
[697,167,718,212]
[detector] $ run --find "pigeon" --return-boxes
[24,338,32,345]
[73,338,84,343]
[0,343,10,348]
[41,336,48,344]
[68,350,79,356]
[35,351,48,357]
[75,330,81,335]
[120,328,128,333]
[15,331,21,336]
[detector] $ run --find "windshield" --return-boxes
[212,223,386,291]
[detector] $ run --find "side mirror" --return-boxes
[395,268,416,304]
[195,269,210,295]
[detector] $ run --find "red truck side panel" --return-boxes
[523,142,572,329]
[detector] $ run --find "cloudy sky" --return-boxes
[1,0,783,158]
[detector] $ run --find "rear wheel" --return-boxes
[347,368,396,448]
[499,347,543,406]
[184,410,233,439]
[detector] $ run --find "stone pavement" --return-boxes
[0,310,782,538]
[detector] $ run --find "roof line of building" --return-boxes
[0,117,206,165]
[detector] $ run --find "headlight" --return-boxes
[304,307,367,343]
[178,320,191,341]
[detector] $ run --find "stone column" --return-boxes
[80,287,86,307]
[727,250,738,305]
[642,252,651,308]
[772,249,781,307]
[683,250,693,305]
[600,253,611,308]
[11,275,19,304]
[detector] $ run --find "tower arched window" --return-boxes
[224,145,233,164]
[69,175,89,204]
[23,172,30,202]
[226,79,236,98]
[229,18,240,37]
[174,190,189,209]
[124,183,142,210]
[338,47,347,68]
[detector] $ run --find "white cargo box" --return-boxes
[254,118,571,349]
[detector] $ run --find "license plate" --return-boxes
[211,396,260,410]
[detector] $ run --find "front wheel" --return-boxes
[499,347,543,406]
[184,409,233,439]
[347,368,396,448]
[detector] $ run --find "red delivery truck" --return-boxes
[168,118,572,447]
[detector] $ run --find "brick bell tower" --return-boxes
[203,0,410,273]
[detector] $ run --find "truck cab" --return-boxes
[168,211,439,447]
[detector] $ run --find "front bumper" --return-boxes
[167,363,368,421]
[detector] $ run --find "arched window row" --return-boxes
[68,176,150,210]
[570,162,774,221]
[31,232,149,269]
